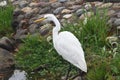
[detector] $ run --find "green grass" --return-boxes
[0,4,14,37]
[15,35,71,79]
[15,9,120,80]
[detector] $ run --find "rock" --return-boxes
[0,37,16,52]
[28,24,39,34]
[117,12,120,18]
[94,1,103,7]
[19,1,28,8]
[114,19,120,26]
[74,76,82,80]
[25,11,33,19]
[76,9,84,16]
[58,0,68,3]
[106,36,118,43]
[85,3,92,10]
[14,29,28,40]
[21,7,32,13]
[65,1,76,7]
[0,0,7,7]
[37,2,50,8]
[29,2,38,7]
[112,3,120,9]
[0,48,14,80]
[107,10,115,16]
[51,2,62,8]
[117,26,120,36]
[32,8,40,14]
[18,20,28,29]
[39,7,50,14]
[28,17,37,24]
[107,18,117,26]
[40,28,50,36]
[9,0,14,2]
[49,0,57,3]
[17,14,25,21]
[68,5,82,12]
[9,70,27,80]
[13,8,24,19]
[53,7,65,14]
[79,12,93,20]
[63,14,72,19]
[61,9,71,14]
[12,1,20,6]
[98,3,113,9]
[40,24,52,36]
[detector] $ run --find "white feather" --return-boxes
[54,31,87,72]
[43,14,87,72]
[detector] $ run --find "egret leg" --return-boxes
[71,69,85,80]
[78,70,86,80]
[65,64,71,80]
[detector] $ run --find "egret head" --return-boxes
[34,14,61,30]
[34,14,56,23]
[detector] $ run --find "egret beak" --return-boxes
[34,18,46,23]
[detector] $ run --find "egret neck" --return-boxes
[52,17,61,42]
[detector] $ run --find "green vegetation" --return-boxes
[16,35,76,79]
[0,4,14,37]
[15,9,120,80]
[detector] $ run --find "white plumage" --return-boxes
[53,31,87,72]
[34,14,87,73]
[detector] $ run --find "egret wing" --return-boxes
[54,31,87,72]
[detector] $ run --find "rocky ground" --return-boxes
[0,0,120,80]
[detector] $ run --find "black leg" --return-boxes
[79,70,86,80]
[71,69,85,80]
[65,64,71,80]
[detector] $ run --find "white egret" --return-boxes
[34,14,87,80]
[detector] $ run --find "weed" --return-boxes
[0,4,14,37]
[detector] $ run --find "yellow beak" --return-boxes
[34,18,46,23]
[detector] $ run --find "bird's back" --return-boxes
[53,31,87,72]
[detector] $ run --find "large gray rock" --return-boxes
[53,7,65,14]
[76,9,84,16]
[0,48,14,80]
[0,37,16,52]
